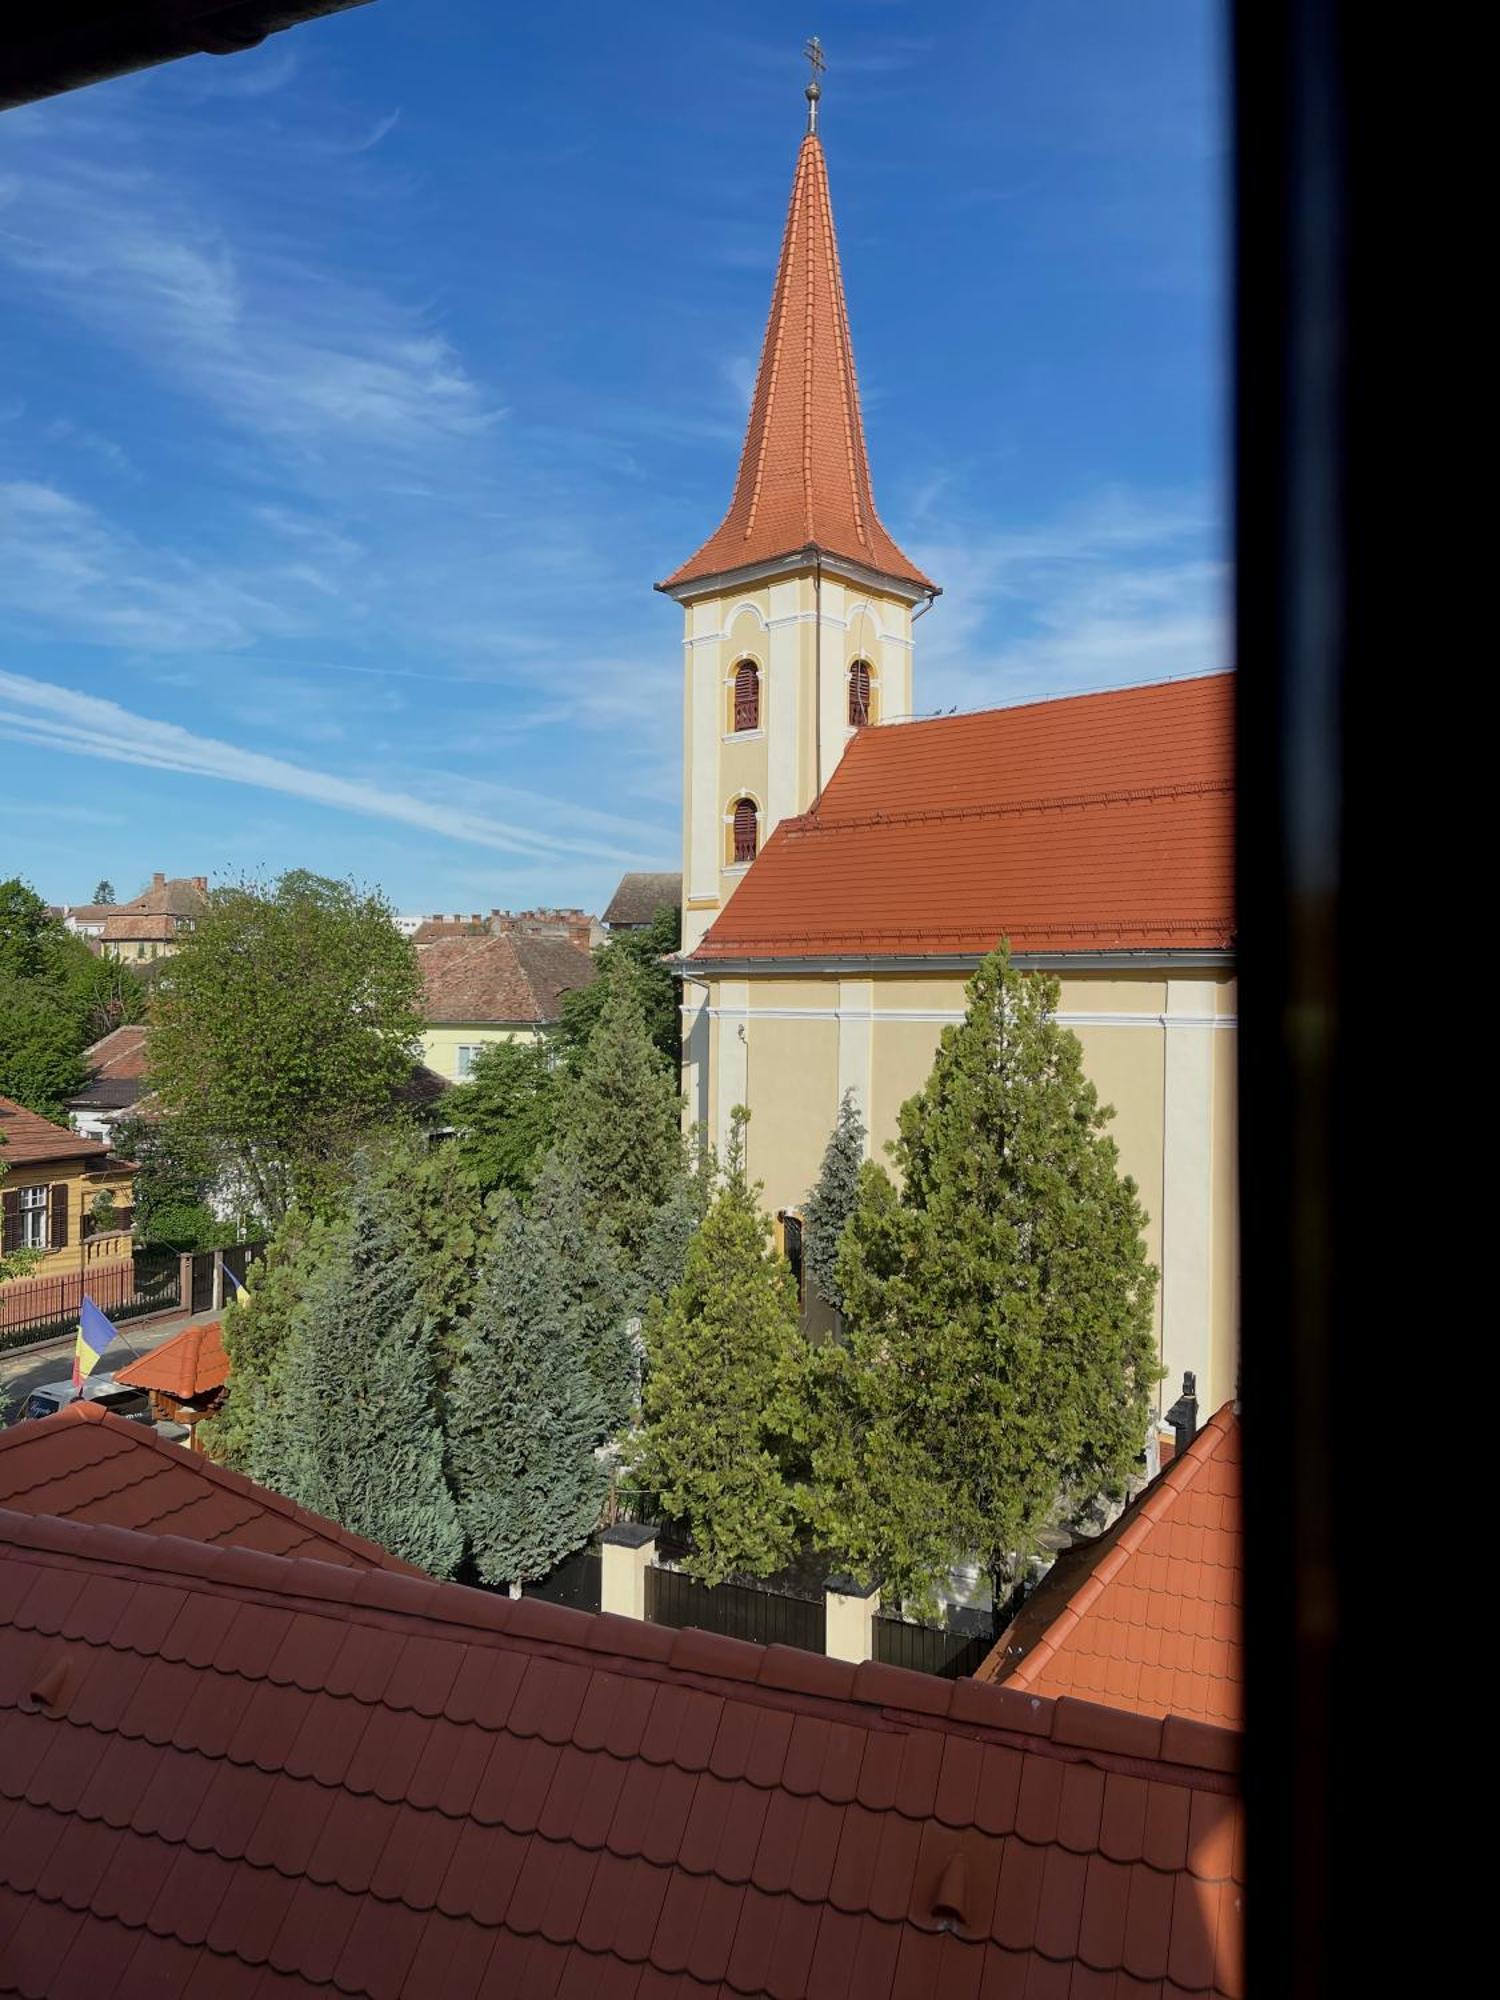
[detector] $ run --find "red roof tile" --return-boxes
[418,932,596,1026]
[976,1404,1243,1728]
[0,1095,108,1167]
[113,1323,230,1400]
[690,673,1235,962]
[0,1405,424,1575]
[0,1506,1243,1997]
[661,134,931,595]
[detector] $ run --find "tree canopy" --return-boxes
[147,870,425,1220]
[802,1088,866,1317]
[808,943,1160,1615]
[0,877,145,1118]
[444,1035,566,1199]
[555,902,681,1072]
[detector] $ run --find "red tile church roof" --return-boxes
[660,133,932,596]
[690,672,1235,963]
[0,1506,1244,1996]
[0,1405,422,1573]
[977,1405,1243,1728]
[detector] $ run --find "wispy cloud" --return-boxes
[0,670,673,868]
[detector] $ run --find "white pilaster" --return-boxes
[687,606,721,907]
[716,979,749,1157]
[1160,981,1216,1411]
[836,978,874,1146]
[766,577,802,829]
[817,576,847,793]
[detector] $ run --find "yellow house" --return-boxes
[96,873,210,964]
[1,1095,136,1333]
[417,932,597,1083]
[660,105,1238,1419]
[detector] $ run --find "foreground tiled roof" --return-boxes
[690,673,1235,962]
[419,932,596,1026]
[0,1508,1242,1999]
[660,134,931,595]
[603,872,683,929]
[114,1322,230,1402]
[977,1407,1243,1729]
[0,1407,422,1574]
[0,1096,107,1168]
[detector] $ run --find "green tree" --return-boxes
[147,871,424,1221]
[207,1203,334,1471]
[446,1156,621,1588]
[0,879,144,1118]
[445,1035,566,1198]
[92,880,115,905]
[809,943,1159,1616]
[802,1088,866,1318]
[251,1155,462,1576]
[116,1112,248,1252]
[556,903,682,1072]
[555,953,685,1266]
[628,1113,805,1584]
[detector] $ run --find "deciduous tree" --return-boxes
[445,1035,566,1198]
[147,871,424,1220]
[809,944,1159,1616]
[556,902,682,1072]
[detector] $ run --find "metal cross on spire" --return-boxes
[803,35,825,132]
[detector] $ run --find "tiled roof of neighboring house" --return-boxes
[66,1025,150,1116]
[0,1506,1244,1997]
[976,1405,1244,1728]
[419,932,597,1026]
[690,673,1235,963]
[113,1321,230,1400]
[63,904,114,927]
[661,134,932,596]
[0,1096,108,1168]
[119,874,210,919]
[603,872,683,928]
[0,1404,424,1572]
[100,912,179,943]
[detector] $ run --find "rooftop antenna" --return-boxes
[803,35,825,133]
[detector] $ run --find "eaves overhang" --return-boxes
[656,545,938,610]
[676,948,1237,980]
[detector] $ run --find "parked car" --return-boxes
[15,1375,151,1426]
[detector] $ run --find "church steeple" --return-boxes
[660,107,933,596]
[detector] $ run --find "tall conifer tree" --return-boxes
[629,1113,804,1584]
[803,1088,866,1316]
[446,1156,619,1588]
[256,1156,462,1576]
[810,944,1159,1615]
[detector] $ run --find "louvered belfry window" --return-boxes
[732,798,759,864]
[849,659,873,726]
[733,661,760,732]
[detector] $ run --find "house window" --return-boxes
[731,798,759,865]
[136,943,146,959]
[849,659,874,727]
[19,1185,48,1252]
[732,661,761,732]
[456,1044,485,1078]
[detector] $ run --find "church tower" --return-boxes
[658,61,939,959]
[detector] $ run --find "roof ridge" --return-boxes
[0,1503,1238,1783]
[780,777,1233,839]
[0,1409,425,1573]
[877,668,1237,732]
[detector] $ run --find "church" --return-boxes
[657,81,1237,1422]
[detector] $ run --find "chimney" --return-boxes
[193,876,207,891]
[152,872,165,889]
[1164,1372,1199,1460]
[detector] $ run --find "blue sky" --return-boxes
[0,0,1226,917]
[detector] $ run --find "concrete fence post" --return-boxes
[823,1575,880,1663]
[211,1250,225,1312]
[177,1252,194,1316]
[599,1524,658,1621]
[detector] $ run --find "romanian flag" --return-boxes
[72,1297,116,1390]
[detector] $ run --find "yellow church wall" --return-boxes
[697,964,1237,1418]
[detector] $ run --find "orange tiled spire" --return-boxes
[660,123,934,594]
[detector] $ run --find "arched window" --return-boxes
[732,797,759,865]
[848,658,873,727]
[733,660,761,732]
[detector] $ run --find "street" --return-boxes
[1,1307,225,1422]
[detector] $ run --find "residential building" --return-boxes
[0,1095,135,1332]
[411,907,601,948]
[0,1500,1244,1996]
[64,872,210,963]
[663,111,1237,1420]
[418,930,597,1082]
[602,871,682,932]
[65,1023,150,1144]
[975,1401,1244,1728]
